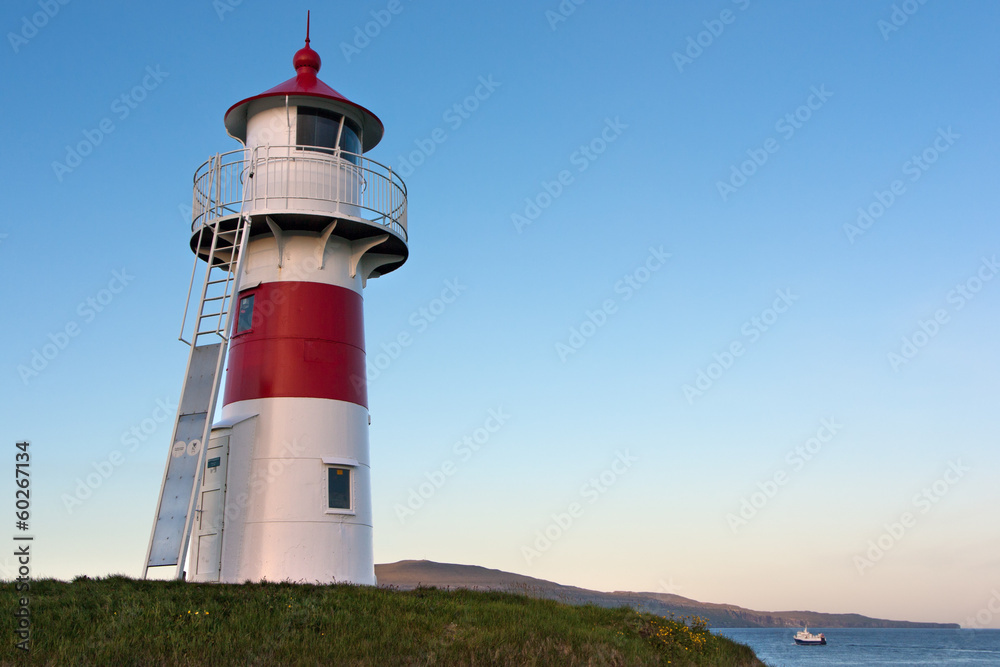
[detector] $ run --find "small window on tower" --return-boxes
[236,294,254,333]
[328,467,351,510]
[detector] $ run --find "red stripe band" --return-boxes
[223,281,368,408]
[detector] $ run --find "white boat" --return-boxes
[794,627,827,645]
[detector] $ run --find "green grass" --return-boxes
[2,576,765,666]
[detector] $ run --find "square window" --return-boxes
[236,294,254,333]
[328,467,351,510]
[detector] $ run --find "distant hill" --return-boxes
[375,560,959,629]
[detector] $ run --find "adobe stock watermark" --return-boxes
[521,450,638,565]
[556,245,671,362]
[683,288,799,404]
[212,0,244,20]
[727,418,843,533]
[51,66,169,182]
[395,75,501,177]
[17,269,135,385]
[340,0,407,63]
[887,255,997,371]
[853,459,969,575]
[222,437,307,524]
[672,0,751,73]
[632,577,686,615]
[352,278,467,389]
[964,590,1000,629]
[393,407,511,523]
[843,126,959,244]
[878,0,930,41]
[716,85,833,202]
[61,397,177,513]
[545,0,586,31]
[7,0,71,54]
[511,117,627,233]
[658,577,683,594]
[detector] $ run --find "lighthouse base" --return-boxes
[232,521,375,585]
[189,397,375,585]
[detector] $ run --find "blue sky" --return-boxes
[2,0,999,627]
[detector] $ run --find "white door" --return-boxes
[191,432,229,581]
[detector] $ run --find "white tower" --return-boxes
[144,16,407,584]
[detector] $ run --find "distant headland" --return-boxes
[375,560,960,629]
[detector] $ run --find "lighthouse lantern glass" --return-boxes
[297,107,361,163]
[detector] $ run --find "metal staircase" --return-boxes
[143,158,253,580]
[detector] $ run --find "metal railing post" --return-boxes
[213,153,222,221]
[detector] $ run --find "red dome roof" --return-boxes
[293,41,321,72]
[223,22,384,151]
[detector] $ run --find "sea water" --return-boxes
[713,628,1000,666]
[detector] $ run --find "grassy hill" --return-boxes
[2,576,765,666]
[377,560,959,630]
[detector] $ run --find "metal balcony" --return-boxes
[190,145,407,244]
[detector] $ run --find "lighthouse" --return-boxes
[144,15,407,585]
